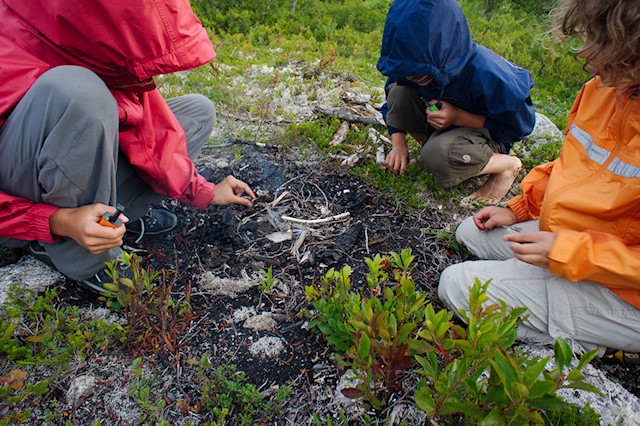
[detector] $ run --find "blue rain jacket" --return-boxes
[377,0,535,153]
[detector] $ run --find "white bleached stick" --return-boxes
[281,212,350,225]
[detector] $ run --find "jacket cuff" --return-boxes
[186,181,215,210]
[29,203,61,243]
[387,125,405,135]
[547,230,584,279]
[506,195,530,222]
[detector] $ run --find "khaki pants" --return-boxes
[385,83,501,188]
[438,217,640,353]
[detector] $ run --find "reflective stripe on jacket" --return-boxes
[508,77,640,309]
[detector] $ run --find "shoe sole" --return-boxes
[30,242,125,296]
[28,243,56,269]
[79,279,118,296]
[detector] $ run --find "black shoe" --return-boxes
[28,241,131,296]
[81,261,134,296]
[605,348,640,365]
[28,241,55,268]
[126,209,177,239]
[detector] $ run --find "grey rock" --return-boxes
[0,256,63,306]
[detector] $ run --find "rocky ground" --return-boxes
[1,61,640,425]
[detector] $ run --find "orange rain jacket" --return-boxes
[507,77,640,310]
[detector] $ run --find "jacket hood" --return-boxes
[2,0,215,88]
[377,0,474,87]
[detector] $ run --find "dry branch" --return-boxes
[281,212,350,225]
[340,90,371,105]
[314,105,385,126]
[367,127,392,145]
[330,121,349,146]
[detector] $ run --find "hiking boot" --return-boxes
[126,209,177,240]
[605,348,640,365]
[28,241,55,268]
[28,241,132,296]
[81,261,134,296]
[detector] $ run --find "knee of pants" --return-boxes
[173,94,217,159]
[188,93,217,130]
[438,264,470,315]
[36,66,118,124]
[419,141,457,186]
[455,216,479,248]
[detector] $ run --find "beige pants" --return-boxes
[438,217,640,353]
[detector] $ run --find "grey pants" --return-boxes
[386,83,500,188]
[0,65,215,280]
[438,217,640,353]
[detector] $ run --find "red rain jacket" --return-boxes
[0,0,216,242]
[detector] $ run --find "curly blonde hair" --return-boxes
[551,0,640,93]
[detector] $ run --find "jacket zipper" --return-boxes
[538,97,636,230]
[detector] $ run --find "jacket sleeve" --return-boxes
[506,160,555,222]
[0,190,60,242]
[548,229,640,290]
[117,89,215,210]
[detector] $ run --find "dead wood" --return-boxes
[314,105,385,126]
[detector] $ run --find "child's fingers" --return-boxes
[504,232,537,243]
[231,195,253,207]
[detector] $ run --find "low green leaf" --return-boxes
[527,380,557,399]
[358,333,370,359]
[393,323,412,343]
[439,399,468,416]
[513,382,530,399]
[577,348,600,370]
[434,320,450,338]
[566,369,585,382]
[25,335,42,343]
[103,283,119,293]
[408,339,435,353]
[485,384,505,403]
[562,381,603,395]
[523,356,550,385]
[527,394,568,411]
[414,389,435,415]
[2,322,16,341]
[479,409,505,426]
[119,277,134,288]
[554,338,573,369]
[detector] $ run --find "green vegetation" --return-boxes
[191,0,585,130]
[0,286,121,424]
[192,356,291,425]
[259,265,277,293]
[305,250,602,424]
[179,0,587,207]
[1,0,605,424]
[0,253,291,424]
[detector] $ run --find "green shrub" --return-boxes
[305,251,601,423]
[192,357,291,425]
[0,286,122,424]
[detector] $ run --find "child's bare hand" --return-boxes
[504,231,557,268]
[426,99,458,129]
[49,204,128,254]
[385,145,410,175]
[211,175,256,207]
[473,206,517,230]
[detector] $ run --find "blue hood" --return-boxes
[377,0,475,87]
